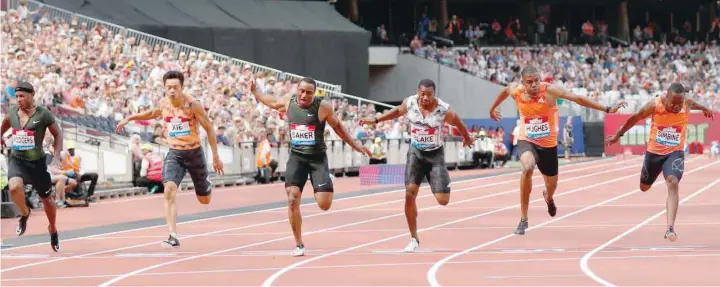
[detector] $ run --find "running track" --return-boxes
[1,155,719,286]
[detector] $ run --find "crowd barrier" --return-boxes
[24,118,483,184]
[603,113,720,155]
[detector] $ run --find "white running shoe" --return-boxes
[291,244,305,257]
[404,237,419,252]
[665,229,677,242]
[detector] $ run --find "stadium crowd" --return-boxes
[0,5,423,150]
[408,18,720,113]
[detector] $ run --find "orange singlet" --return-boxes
[512,83,559,148]
[647,97,689,155]
[161,94,201,150]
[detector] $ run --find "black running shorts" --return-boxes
[517,140,559,176]
[7,155,53,198]
[405,146,451,194]
[163,147,212,196]
[641,151,685,186]
[284,152,333,193]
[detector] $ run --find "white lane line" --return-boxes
[580,178,720,287]
[99,159,638,286]
[426,159,717,287]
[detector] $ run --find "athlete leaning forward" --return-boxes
[116,71,224,248]
[488,67,627,235]
[361,79,473,252]
[606,82,715,241]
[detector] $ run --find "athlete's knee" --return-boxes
[317,200,331,211]
[163,182,178,201]
[665,176,680,189]
[405,185,419,199]
[435,195,450,206]
[286,187,301,207]
[8,178,24,193]
[639,183,652,192]
[521,164,534,177]
[197,195,211,204]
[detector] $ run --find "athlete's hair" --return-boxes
[300,77,317,89]
[163,71,185,86]
[667,83,686,95]
[418,79,436,90]
[521,66,539,77]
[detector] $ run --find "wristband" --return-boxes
[605,106,611,113]
[374,117,379,124]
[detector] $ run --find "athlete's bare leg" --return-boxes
[286,186,304,246]
[405,183,421,240]
[519,151,536,221]
[8,177,30,219]
[163,181,179,236]
[314,191,332,211]
[665,175,680,241]
[433,192,450,206]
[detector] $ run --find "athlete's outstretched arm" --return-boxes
[359,98,409,125]
[249,78,291,112]
[687,98,715,119]
[321,101,372,157]
[47,122,63,161]
[0,116,9,149]
[115,107,162,134]
[488,84,514,122]
[605,100,656,146]
[548,85,627,113]
[444,108,474,147]
[191,100,224,175]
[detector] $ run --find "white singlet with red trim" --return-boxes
[405,94,450,151]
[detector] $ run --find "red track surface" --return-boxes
[1,156,718,286]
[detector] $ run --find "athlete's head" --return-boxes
[297,77,317,108]
[520,66,541,95]
[163,71,185,102]
[417,79,436,108]
[14,81,35,110]
[664,83,686,113]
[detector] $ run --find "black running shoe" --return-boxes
[514,219,529,235]
[50,231,59,252]
[543,190,557,217]
[16,209,31,236]
[161,235,180,248]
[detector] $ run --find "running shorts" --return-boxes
[517,140,559,176]
[405,146,450,194]
[284,151,333,193]
[7,154,53,198]
[641,150,684,186]
[163,147,212,196]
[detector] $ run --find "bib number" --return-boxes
[524,117,550,139]
[11,129,36,151]
[655,126,681,147]
[290,124,316,146]
[411,125,440,150]
[166,117,190,138]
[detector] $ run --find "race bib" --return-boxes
[524,117,550,139]
[165,117,191,138]
[410,125,440,150]
[290,124,316,146]
[655,126,681,147]
[11,129,35,151]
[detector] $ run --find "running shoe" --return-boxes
[16,209,31,236]
[664,228,677,242]
[543,190,557,217]
[161,235,180,248]
[514,219,528,235]
[291,244,305,257]
[404,237,419,252]
[49,226,59,252]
